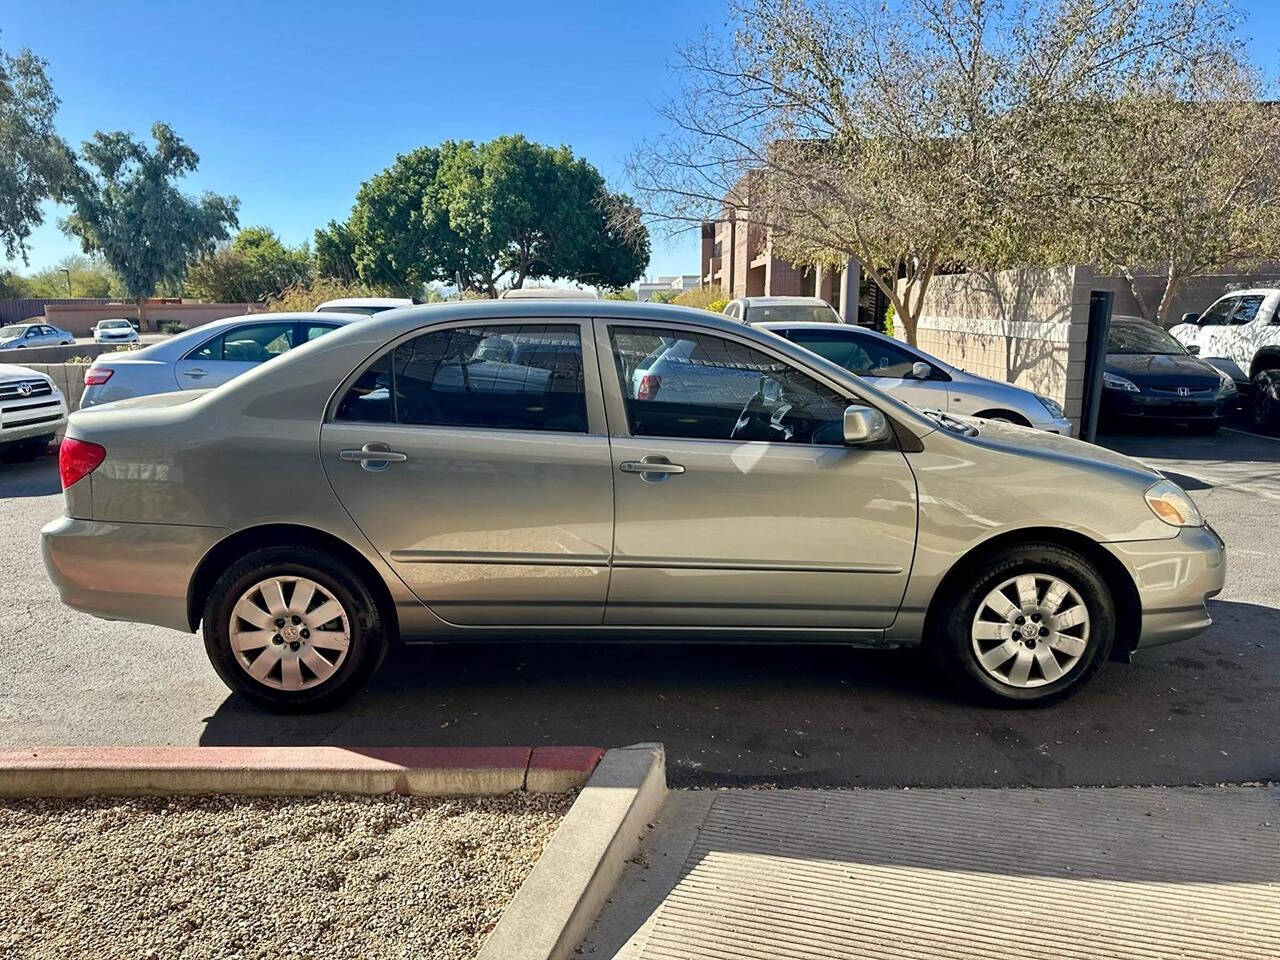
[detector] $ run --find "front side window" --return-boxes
[189,322,295,362]
[1197,298,1236,326]
[335,323,587,433]
[610,326,849,445]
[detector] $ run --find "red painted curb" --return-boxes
[0,746,605,798]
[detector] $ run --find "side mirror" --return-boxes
[1181,312,1199,325]
[1186,344,1201,356]
[843,404,892,445]
[911,361,932,380]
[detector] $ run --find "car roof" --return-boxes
[315,297,413,309]
[757,320,895,339]
[97,311,366,363]
[497,287,599,300]
[1208,288,1280,301]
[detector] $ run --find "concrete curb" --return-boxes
[478,742,668,960]
[0,745,604,798]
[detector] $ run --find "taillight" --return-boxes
[637,373,661,400]
[84,368,114,387]
[59,438,106,489]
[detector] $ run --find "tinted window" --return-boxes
[790,329,922,378]
[1230,295,1265,325]
[1197,298,1235,326]
[610,326,849,445]
[302,323,339,343]
[189,322,295,362]
[745,304,841,325]
[335,324,587,433]
[1106,322,1186,355]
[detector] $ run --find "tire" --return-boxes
[1250,369,1280,434]
[930,543,1115,706]
[977,411,1031,427]
[202,546,388,712]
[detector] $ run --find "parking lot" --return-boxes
[1,426,1276,789]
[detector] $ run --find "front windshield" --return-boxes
[100,320,131,329]
[0,325,25,338]
[746,304,841,325]
[1107,322,1185,355]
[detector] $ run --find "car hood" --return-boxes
[965,417,1162,478]
[1106,352,1220,385]
[0,362,47,380]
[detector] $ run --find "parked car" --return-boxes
[315,297,413,316]
[0,363,68,458]
[1169,288,1280,430]
[0,322,75,349]
[80,312,364,408]
[751,321,1072,433]
[1101,316,1237,431]
[44,301,1224,713]
[723,296,843,324]
[92,318,141,345]
[497,287,599,299]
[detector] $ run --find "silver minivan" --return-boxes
[43,301,1225,712]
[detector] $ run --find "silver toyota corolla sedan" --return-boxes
[42,301,1225,712]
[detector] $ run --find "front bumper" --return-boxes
[1101,390,1235,422]
[42,515,229,632]
[0,397,68,444]
[1104,524,1227,650]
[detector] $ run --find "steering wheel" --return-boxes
[730,380,795,442]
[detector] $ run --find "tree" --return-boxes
[61,123,238,329]
[313,219,359,283]
[341,136,650,296]
[0,40,72,263]
[186,227,311,303]
[25,254,123,298]
[601,287,638,300]
[629,0,1240,343]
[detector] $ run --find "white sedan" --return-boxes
[81,312,364,408]
[92,318,141,344]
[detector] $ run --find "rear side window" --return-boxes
[302,324,339,343]
[188,322,295,362]
[1230,295,1265,325]
[334,324,587,433]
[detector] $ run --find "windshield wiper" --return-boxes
[922,408,979,437]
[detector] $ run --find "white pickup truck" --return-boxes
[1169,287,1280,431]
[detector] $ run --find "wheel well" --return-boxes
[186,524,400,641]
[923,527,1142,663]
[1249,348,1280,380]
[973,409,1032,426]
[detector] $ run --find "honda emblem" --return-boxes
[1176,386,1190,397]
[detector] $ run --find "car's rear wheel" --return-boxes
[202,547,387,712]
[1250,369,1280,434]
[931,543,1115,706]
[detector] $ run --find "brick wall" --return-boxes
[900,266,1091,433]
[44,302,262,337]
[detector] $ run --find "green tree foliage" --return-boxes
[23,254,123,298]
[60,122,238,327]
[340,135,650,296]
[186,227,312,303]
[313,219,359,283]
[0,40,72,263]
[600,287,638,300]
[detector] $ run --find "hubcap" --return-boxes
[970,573,1090,688]
[229,576,350,691]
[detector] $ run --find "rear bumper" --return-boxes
[1104,525,1227,650]
[41,516,228,632]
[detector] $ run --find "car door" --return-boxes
[780,326,950,413]
[599,320,918,631]
[320,319,614,626]
[1186,295,1237,361]
[1223,294,1270,380]
[172,320,296,390]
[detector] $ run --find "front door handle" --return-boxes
[619,457,685,482]
[340,443,409,472]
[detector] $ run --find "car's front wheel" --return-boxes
[202,547,387,712]
[931,543,1115,706]
[1250,369,1280,434]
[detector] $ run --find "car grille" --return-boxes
[0,379,52,401]
[1147,385,1216,397]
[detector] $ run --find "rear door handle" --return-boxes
[184,368,208,379]
[340,443,409,472]
[620,457,685,482]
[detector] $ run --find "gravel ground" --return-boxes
[0,791,573,960]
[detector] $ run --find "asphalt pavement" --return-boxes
[1,426,1277,789]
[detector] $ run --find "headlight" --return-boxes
[1145,479,1203,527]
[1216,370,1238,396]
[1103,372,1140,393]
[1035,394,1065,418]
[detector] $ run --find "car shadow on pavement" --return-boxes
[0,449,60,498]
[198,598,1280,789]
[1098,423,1280,464]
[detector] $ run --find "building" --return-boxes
[636,275,703,302]
[699,190,887,327]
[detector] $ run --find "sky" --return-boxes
[3,0,1280,284]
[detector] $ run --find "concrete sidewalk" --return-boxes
[582,786,1280,959]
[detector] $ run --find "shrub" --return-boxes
[266,277,395,314]
[158,320,187,335]
[671,286,728,312]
